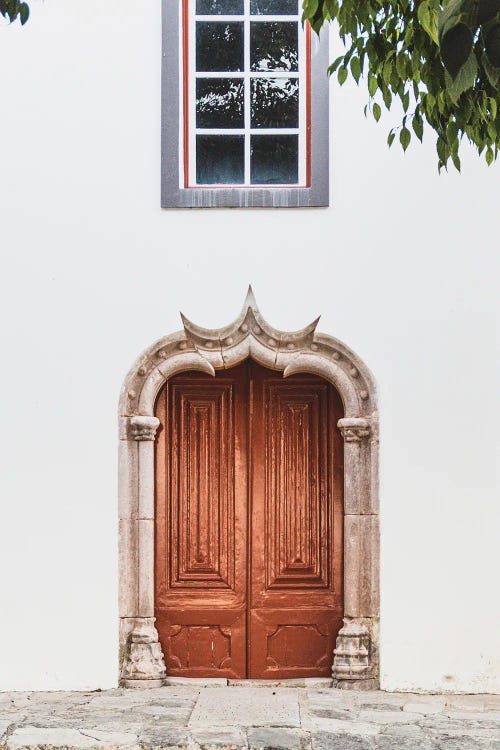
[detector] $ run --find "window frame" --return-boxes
[162,0,330,208]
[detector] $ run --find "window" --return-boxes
[162,0,329,208]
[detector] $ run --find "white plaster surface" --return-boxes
[0,0,499,695]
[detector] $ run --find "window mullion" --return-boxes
[244,0,251,186]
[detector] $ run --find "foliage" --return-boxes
[302,0,500,170]
[0,0,29,24]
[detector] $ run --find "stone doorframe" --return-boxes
[118,288,380,689]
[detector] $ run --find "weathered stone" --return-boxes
[433,738,500,750]
[307,708,358,720]
[0,721,12,739]
[402,701,444,714]
[166,677,227,687]
[190,726,247,747]
[445,695,488,711]
[121,618,166,687]
[446,710,500,722]
[381,724,423,737]
[302,718,380,736]
[247,727,310,750]
[138,725,191,746]
[354,693,406,708]
[374,735,435,750]
[358,709,419,724]
[188,687,301,728]
[1,686,499,750]
[7,726,138,749]
[311,731,372,750]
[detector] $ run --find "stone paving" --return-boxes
[0,680,499,750]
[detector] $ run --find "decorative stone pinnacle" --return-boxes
[338,417,371,442]
[130,416,160,441]
[179,285,320,352]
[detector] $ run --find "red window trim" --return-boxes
[182,0,312,190]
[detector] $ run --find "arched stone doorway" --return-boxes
[118,288,379,689]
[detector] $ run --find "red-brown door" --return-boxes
[155,361,343,679]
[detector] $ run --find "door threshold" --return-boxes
[164,677,333,688]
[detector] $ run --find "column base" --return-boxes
[332,677,379,691]
[120,617,167,688]
[122,678,165,689]
[332,618,378,689]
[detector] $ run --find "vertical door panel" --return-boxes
[155,365,248,678]
[249,365,344,678]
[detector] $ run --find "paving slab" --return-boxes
[0,686,498,749]
[247,727,310,749]
[190,726,247,747]
[189,687,301,728]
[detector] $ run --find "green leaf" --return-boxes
[441,23,473,79]
[368,73,378,97]
[338,66,348,86]
[446,121,459,146]
[451,152,461,171]
[486,146,495,165]
[486,24,500,68]
[328,56,344,76]
[412,115,424,142]
[350,56,362,83]
[302,0,319,20]
[387,131,396,147]
[445,51,478,102]
[373,102,381,122]
[19,1,28,23]
[400,127,411,151]
[487,121,497,140]
[382,60,393,85]
[418,0,439,45]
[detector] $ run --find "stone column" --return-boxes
[332,417,379,690]
[119,415,166,688]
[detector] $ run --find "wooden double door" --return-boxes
[154,360,344,679]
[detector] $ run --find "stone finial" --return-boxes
[332,619,371,683]
[338,417,371,443]
[180,286,320,354]
[130,416,160,441]
[121,618,166,688]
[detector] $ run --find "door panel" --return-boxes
[249,609,342,678]
[155,365,248,678]
[249,365,343,678]
[155,360,343,679]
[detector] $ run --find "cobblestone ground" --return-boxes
[0,681,499,750]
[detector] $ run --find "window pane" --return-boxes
[251,78,298,128]
[251,134,298,184]
[197,135,245,184]
[250,22,298,71]
[197,0,244,13]
[196,22,244,72]
[197,79,244,128]
[250,0,298,14]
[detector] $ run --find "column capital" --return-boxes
[129,416,160,441]
[338,417,371,443]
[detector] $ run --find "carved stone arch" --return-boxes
[119,288,380,689]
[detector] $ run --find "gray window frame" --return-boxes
[161,0,330,208]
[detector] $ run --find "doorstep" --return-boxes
[164,677,333,688]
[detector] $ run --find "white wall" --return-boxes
[0,0,498,693]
